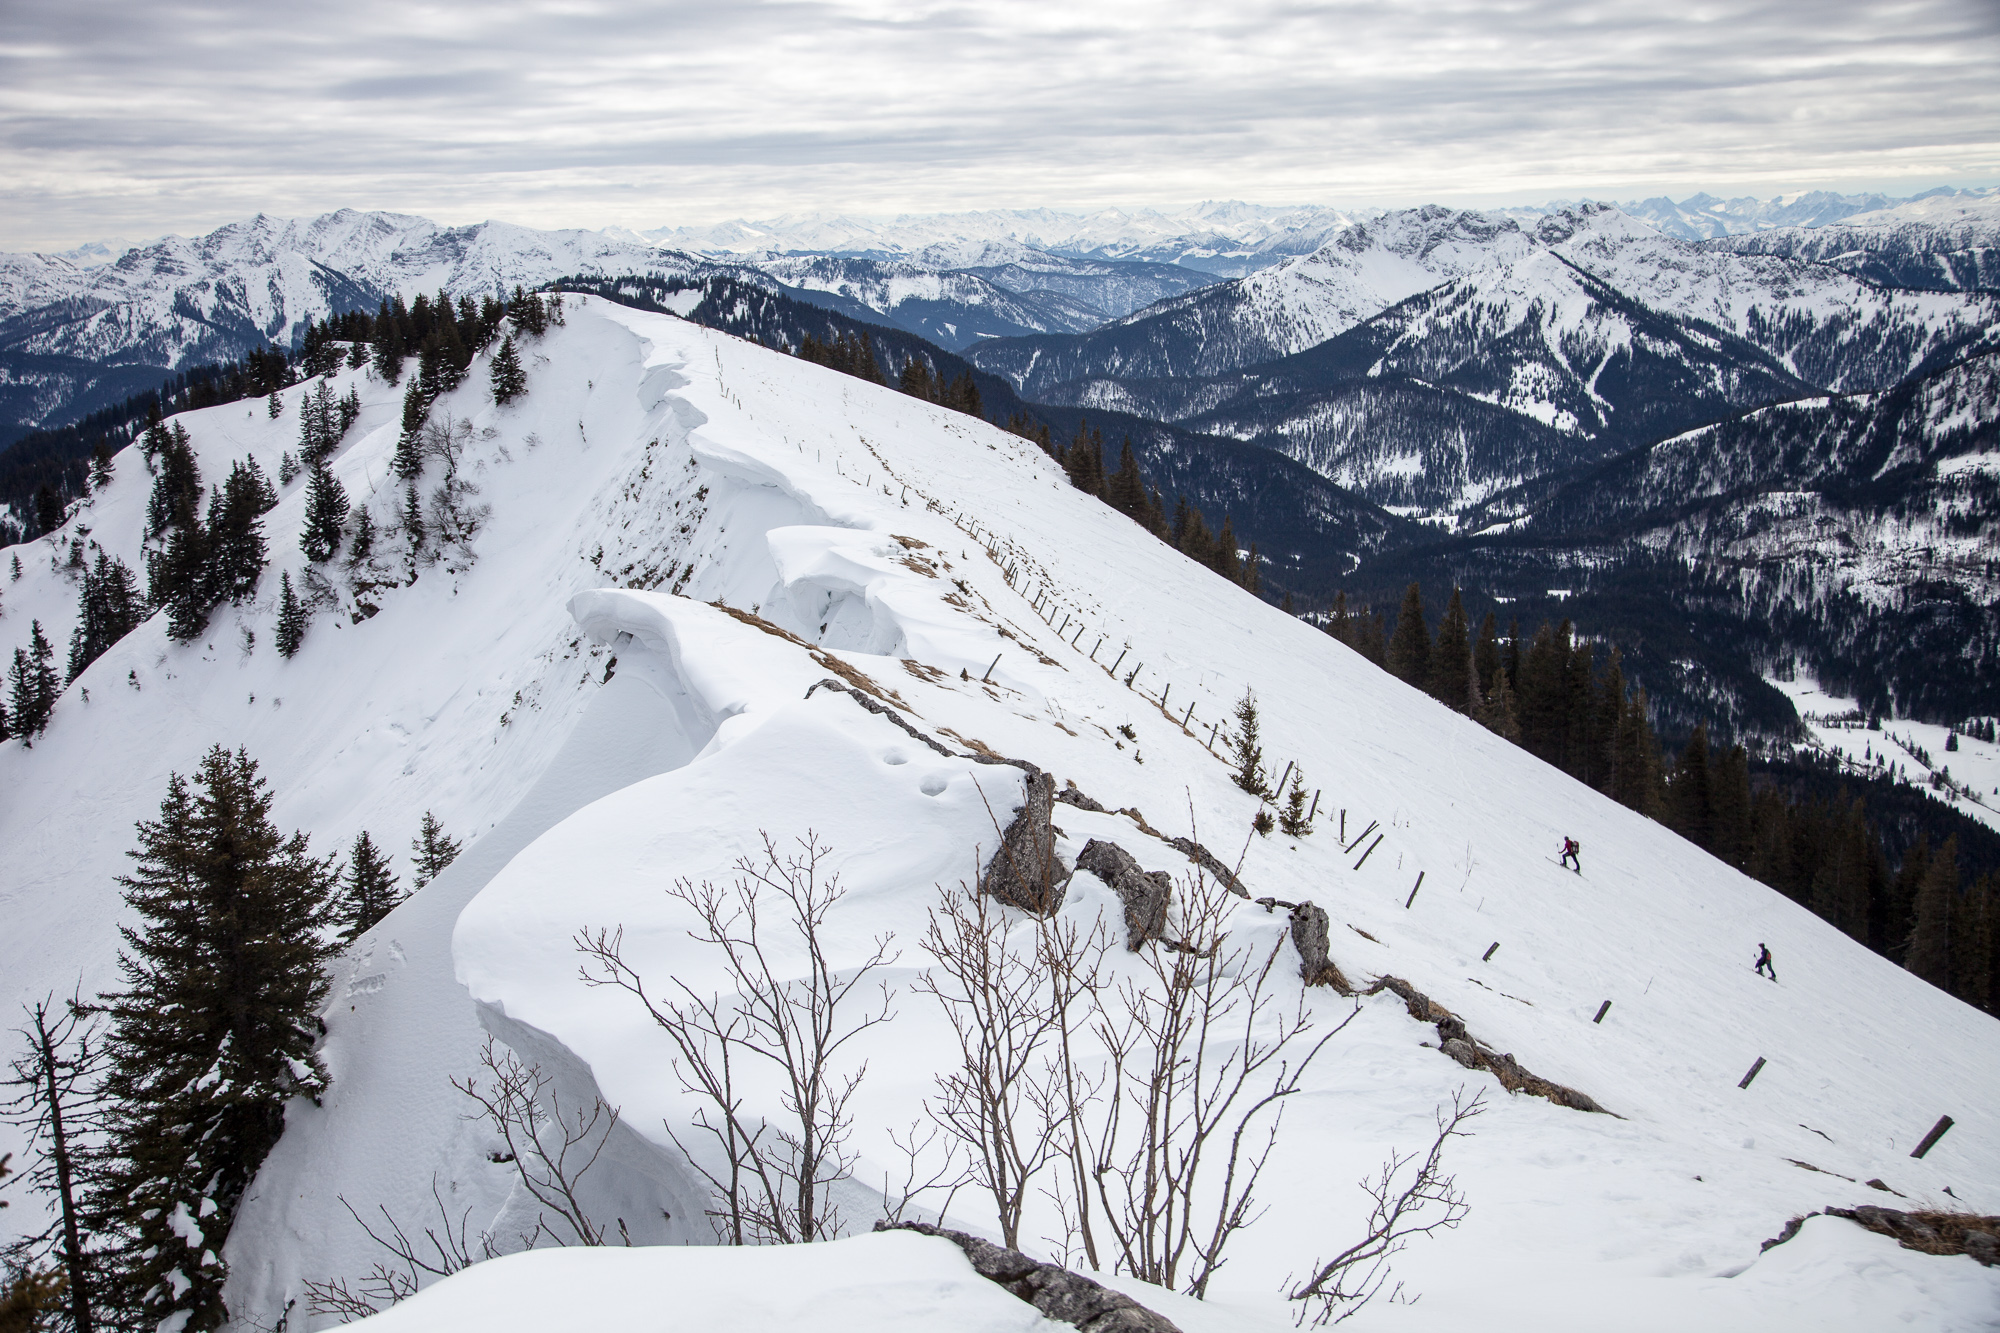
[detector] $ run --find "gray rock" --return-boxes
[1287,903,1353,991]
[979,768,1071,915]
[1441,1037,1479,1068]
[1077,839,1172,949]
[875,1221,1182,1332]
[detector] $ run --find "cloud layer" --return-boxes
[3,0,1996,249]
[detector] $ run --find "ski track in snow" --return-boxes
[2,300,1996,1332]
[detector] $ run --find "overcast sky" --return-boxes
[2,0,1996,250]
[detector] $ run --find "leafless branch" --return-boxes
[1287,1088,1485,1325]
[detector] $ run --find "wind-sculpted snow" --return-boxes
[4,299,1997,1332]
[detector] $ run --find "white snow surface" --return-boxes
[3,299,1996,1332]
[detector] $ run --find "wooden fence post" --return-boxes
[1482,942,1499,961]
[982,653,1002,683]
[1592,1000,1612,1024]
[1404,873,1425,909]
[1911,1116,1955,1159]
[1738,1057,1766,1089]
[1353,834,1383,869]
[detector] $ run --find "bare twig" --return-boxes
[578,830,896,1244]
[451,1039,618,1248]
[1287,1088,1486,1325]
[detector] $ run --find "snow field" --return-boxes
[2,298,1994,1331]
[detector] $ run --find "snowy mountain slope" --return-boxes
[0,210,711,439]
[1712,193,2000,295]
[1612,189,1994,242]
[968,207,1537,398]
[4,300,1997,1332]
[744,254,1118,348]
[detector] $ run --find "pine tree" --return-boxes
[489,336,526,405]
[899,358,936,401]
[3,997,105,1333]
[372,311,406,384]
[335,831,403,941]
[1477,663,1522,742]
[205,461,269,603]
[146,425,202,540]
[1230,689,1268,796]
[347,504,376,566]
[67,553,142,683]
[91,749,336,1332]
[1428,588,1474,711]
[1106,440,1147,522]
[411,812,462,889]
[274,572,307,659]
[299,460,348,563]
[1279,767,1313,837]
[152,516,213,643]
[402,479,426,552]
[1386,583,1431,688]
[91,439,116,490]
[1905,836,1959,988]
[1212,515,1241,583]
[8,621,60,741]
[394,381,429,480]
[1669,724,1715,853]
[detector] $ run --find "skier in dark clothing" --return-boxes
[1755,944,1777,981]
[1558,837,1581,873]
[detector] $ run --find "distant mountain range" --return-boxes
[4,188,1996,732]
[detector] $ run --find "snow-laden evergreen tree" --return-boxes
[151,516,212,643]
[205,461,270,603]
[297,381,339,461]
[410,811,462,890]
[8,620,60,741]
[67,552,142,683]
[490,336,526,405]
[145,424,201,540]
[346,504,375,567]
[393,381,428,480]
[274,571,306,659]
[1231,688,1267,796]
[335,831,403,941]
[90,748,336,1333]
[299,461,348,564]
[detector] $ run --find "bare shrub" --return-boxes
[578,831,896,1245]
[1084,870,1357,1296]
[301,1180,498,1323]
[916,880,1067,1249]
[1287,1088,1485,1324]
[452,1038,618,1248]
[1030,909,1113,1271]
[419,417,474,481]
[302,1043,617,1322]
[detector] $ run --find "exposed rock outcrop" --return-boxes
[1286,902,1355,992]
[875,1220,1182,1332]
[1365,975,1611,1115]
[1076,839,1172,949]
[979,766,1071,915]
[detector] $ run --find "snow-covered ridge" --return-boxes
[5,297,1994,1331]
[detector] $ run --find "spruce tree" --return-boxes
[1386,583,1431,688]
[152,517,213,643]
[299,461,348,564]
[394,381,429,480]
[899,358,935,400]
[1230,690,1268,796]
[91,749,336,1332]
[411,812,462,889]
[8,621,60,741]
[146,426,202,540]
[274,572,307,659]
[489,336,526,405]
[1905,836,1959,988]
[1477,663,1522,742]
[347,504,376,566]
[1279,767,1313,837]
[1428,588,1474,711]
[205,462,269,603]
[1669,724,1715,853]
[335,831,402,941]
[67,553,142,683]
[1212,516,1241,583]
[1106,440,1147,522]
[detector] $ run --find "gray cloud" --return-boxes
[1,0,1994,248]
